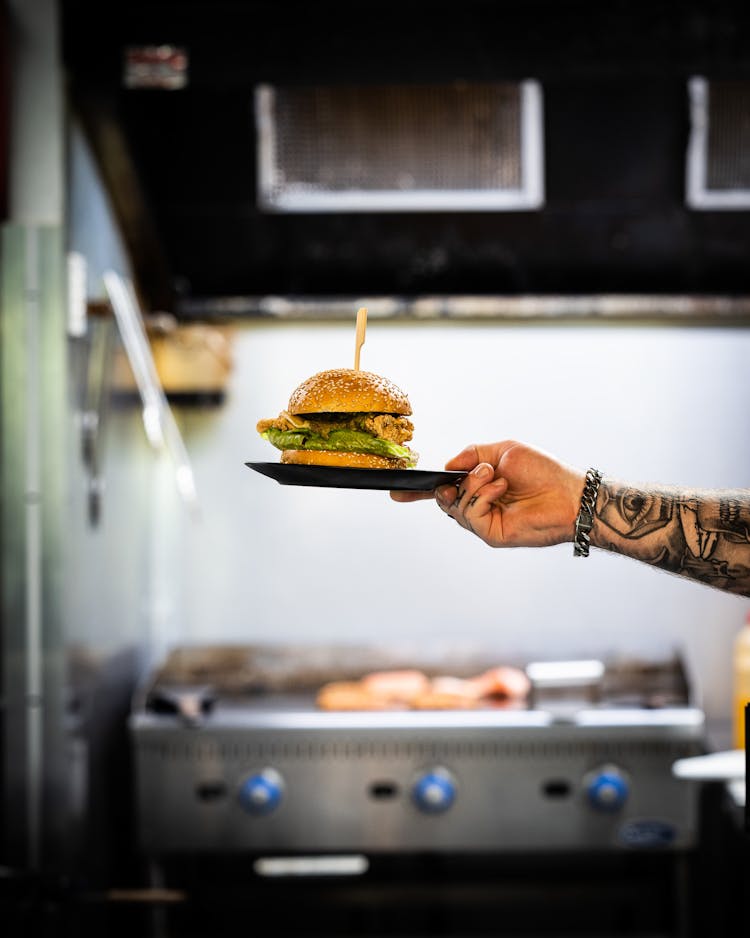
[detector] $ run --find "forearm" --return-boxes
[589,479,750,597]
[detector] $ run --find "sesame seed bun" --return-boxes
[288,368,411,416]
[280,449,410,469]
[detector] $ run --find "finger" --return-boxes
[462,478,509,528]
[437,465,508,539]
[389,490,435,503]
[444,445,482,472]
[435,482,468,513]
[444,441,516,472]
[449,481,508,542]
[434,482,461,504]
[435,463,494,516]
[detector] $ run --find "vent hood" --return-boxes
[60,1,750,317]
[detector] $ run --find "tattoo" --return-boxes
[468,494,479,508]
[598,487,673,538]
[595,482,750,597]
[451,487,466,509]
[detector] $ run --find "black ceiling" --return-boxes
[60,1,750,315]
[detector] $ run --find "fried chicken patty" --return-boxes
[256,412,414,445]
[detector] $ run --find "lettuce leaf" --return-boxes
[261,427,416,465]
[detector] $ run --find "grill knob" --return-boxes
[585,766,629,812]
[412,767,456,814]
[238,768,284,815]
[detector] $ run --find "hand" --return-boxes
[391,441,585,549]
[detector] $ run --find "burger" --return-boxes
[256,368,418,469]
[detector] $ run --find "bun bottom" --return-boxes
[280,449,409,470]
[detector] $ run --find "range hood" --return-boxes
[60,0,750,317]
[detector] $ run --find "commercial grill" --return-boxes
[129,643,706,858]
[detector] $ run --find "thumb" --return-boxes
[445,445,480,471]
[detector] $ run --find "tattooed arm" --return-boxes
[390,440,750,597]
[591,481,750,596]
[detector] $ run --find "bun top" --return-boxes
[288,368,412,415]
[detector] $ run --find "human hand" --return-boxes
[390,441,585,549]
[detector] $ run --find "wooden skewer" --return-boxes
[354,306,367,370]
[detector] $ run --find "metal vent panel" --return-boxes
[137,735,695,765]
[687,76,750,208]
[255,81,544,212]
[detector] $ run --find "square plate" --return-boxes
[246,462,465,492]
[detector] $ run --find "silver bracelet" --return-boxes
[573,468,603,557]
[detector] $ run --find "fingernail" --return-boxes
[472,463,491,480]
[436,486,452,506]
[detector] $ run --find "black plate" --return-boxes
[246,462,466,491]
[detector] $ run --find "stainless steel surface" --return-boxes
[104,270,199,511]
[178,292,750,323]
[1,222,68,869]
[130,646,706,857]
[2,0,165,885]
[2,0,67,871]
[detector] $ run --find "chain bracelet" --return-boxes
[573,468,603,558]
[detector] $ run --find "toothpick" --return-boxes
[354,306,367,370]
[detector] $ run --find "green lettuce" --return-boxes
[261,427,416,465]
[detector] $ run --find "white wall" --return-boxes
[161,318,750,721]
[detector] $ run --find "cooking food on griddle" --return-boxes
[316,666,531,711]
[360,669,431,704]
[256,367,418,469]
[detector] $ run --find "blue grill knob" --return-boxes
[586,766,629,812]
[238,768,284,815]
[412,767,457,814]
